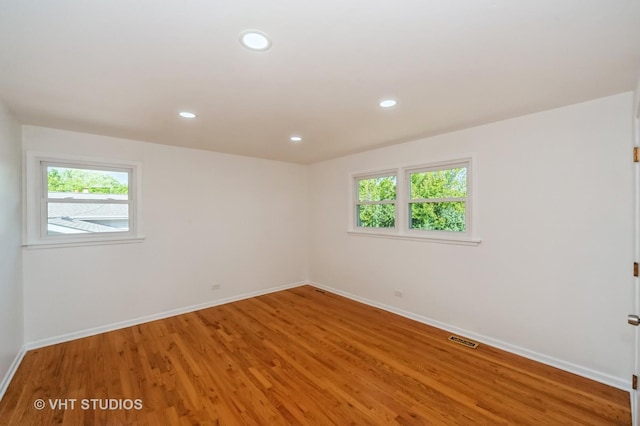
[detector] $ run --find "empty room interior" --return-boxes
[2,1,640,425]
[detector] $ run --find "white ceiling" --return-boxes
[1,1,639,164]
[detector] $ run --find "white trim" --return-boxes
[631,79,640,426]
[24,281,308,350]
[309,281,630,391]
[405,159,472,239]
[352,168,398,181]
[352,171,399,230]
[0,346,27,402]
[24,151,143,248]
[348,155,480,244]
[23,236,145,250]
[347,231,481,246]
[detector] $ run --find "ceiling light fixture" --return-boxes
[379,99,397,108]
[179,111,196,119]
[240,30,271,51]
[290,136,302,143]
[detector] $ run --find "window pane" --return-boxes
[47,166,129,199]
[410,168,466,199]
[47,202,129,235]
[358,176,396,202]
[410,202,465,232]
[357,204,395,228]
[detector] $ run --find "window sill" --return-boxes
[24,236,145,250]
[347,231,481,246]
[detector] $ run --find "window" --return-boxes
[354,173,397,229]
[25,152,142,247]
[407,163,468,233]
[349,158,478,245]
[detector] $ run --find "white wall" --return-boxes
[309,92,635,385]
[22,126,308,343]
[0,102,23,392]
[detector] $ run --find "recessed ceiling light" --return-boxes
[290,136,302,143]
[379,99,397,108]
[240,30,271,51]
[179,111,196,118]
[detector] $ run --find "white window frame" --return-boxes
[24,151,144,248]
[405,159,472,240]
[352,170,398,234]
[348,156,480,246]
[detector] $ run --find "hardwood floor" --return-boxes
[0,285,631,425]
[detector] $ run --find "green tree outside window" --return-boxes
[409,167,466,232]
[357,176,396,228]
[48,167,128,195]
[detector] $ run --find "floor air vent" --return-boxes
[448,335,479,349]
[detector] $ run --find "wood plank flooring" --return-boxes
[0,285,631,425]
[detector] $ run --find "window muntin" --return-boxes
[355,174,397,228]
[44,164,132,236]
[408,165,468,233]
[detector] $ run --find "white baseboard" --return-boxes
[25,281,307,351]
[309,281,630,392]
[0,346,27,402]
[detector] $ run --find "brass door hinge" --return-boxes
[635,262,639,277]
[634,147,640,163]
[633,375,638,390]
